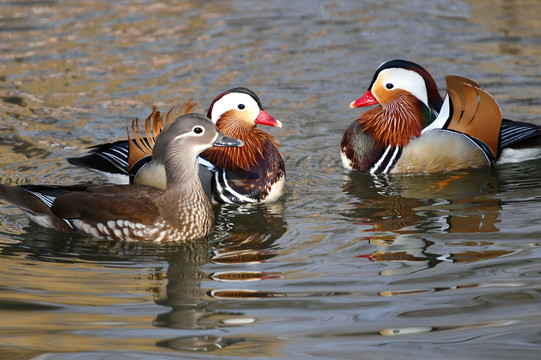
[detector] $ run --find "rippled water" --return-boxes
[2,0,541,359]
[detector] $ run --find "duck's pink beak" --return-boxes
[350,90,378,108]
[255,110,282,128]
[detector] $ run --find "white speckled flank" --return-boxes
[72,218,158,242]
[68,189,213,242]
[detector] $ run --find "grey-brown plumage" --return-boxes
[0,114,243,242]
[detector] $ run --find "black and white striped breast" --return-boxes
[368,146,403,174]
[212,167,285,204]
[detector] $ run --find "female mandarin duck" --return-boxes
[68,88,285,204]
[0,114,243,242]
[341,59,541,174]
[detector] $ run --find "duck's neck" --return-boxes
[358,91,432,147]
[203,119,280,171]
[158,156,213,227]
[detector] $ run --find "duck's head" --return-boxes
[153,114,243,181]
[207,87,282,130]
[350,59,443,113]
[202,87,282,171]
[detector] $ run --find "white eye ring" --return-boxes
[192,126,205,135]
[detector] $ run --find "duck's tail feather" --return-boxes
[500,119,541,149]
[0,184,88,231]
[67,140,130,175]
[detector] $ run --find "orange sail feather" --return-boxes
[445,75,502,159]
[127,99,198,171]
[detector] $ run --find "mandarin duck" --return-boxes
[0,114,243,243]
[341,59,541,174]
[68,88,285,204]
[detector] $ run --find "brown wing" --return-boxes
[51,185,162,225]
[444,75,502,159]
[127,99,198,171]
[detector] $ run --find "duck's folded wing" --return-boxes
[51,188,160,225]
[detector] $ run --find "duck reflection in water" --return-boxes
[1,202,287,352]
[342,168,511,275]
[153,203,287,352]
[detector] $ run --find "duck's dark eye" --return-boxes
[238,104,245,110]
[386,83,394,89]
[193,126,204,134]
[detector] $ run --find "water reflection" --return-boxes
[0,221,167,262]
[2,0,541,357]
[152,203,287,352]
[342,168,511,275]
[156,335,247,353]
[0,201,288,354]
[212,203,285,264]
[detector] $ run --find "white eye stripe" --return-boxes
[172,133,189,141]
[171,126,208,141]
[377,68,428,108]
[210,93,259,122]
[172,132,198,141]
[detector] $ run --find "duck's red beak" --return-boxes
[350,90,378,108]
[255,110,282,128]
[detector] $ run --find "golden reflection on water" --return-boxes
[342,169,513,275]
[146,205,289,354]
[0,204,288,354]
[470,0,541,44]
[1,0,541,358]
[0,254,157,352]
[146,204,288,340]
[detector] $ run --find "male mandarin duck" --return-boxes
[68,88,285,204]
[0,114,243,242]
[341,59,541,174]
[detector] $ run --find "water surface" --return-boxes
[1,0,541,359]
